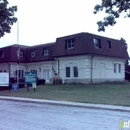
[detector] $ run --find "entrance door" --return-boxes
[98,63,106,81]
[43,69,50,82]
[100,65,105,79]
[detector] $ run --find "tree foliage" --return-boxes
[94,0,130,31]
[120,37,127,49]
[120,37,128,66]
[0,0,17,38]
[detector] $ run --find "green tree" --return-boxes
[0,0,17,38]
[120,37,129,66]
[94,0,130,31]
[120,37,127,49]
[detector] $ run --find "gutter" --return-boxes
[6,62,11,91]
[54,57,59,76]
[125,71,130,74]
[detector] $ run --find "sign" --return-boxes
[25,72,37,84]
[32,83,36,88]
[12,83,19,90]
[0,73,9,86]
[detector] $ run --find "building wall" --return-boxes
[92,57,125,83]
[0,56,126,84]
[0,63,9,72]
[58,56,91,83]
[26,61,57,82]
[58,56,126,84]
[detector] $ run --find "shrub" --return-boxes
[52,76,62,84]
[37,79,46,85]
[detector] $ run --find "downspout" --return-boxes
[91,54,95,84]
[7,62,11,91]
[54,57,59,76]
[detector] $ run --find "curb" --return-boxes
[0,96,130,112]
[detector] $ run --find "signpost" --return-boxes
[25,72,37,92]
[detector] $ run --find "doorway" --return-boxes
[43,69,51,82]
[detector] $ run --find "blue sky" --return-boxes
[0,0,130,55]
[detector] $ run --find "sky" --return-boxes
[0,0,130,55]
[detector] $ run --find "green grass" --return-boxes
[0,83,130,106]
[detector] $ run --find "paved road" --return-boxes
[0,100,130,130]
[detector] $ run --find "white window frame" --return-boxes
[31,50,35,57]
[114,63,117,73]
[15,70,24,78]
[114,63,122,74]
[44,48,49,56]
[65,66,78,78]
[66,39,75,49]
[107,40,111,49]
[93,38,101,49]
[73,66,78,77]
[20,51,24,57]
[0,51,4,58]
[31,70,37,74]
[118,63,121,73]
[66,67,70,77]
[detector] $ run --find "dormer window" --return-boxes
[30,50,35,57]
[93,38,102,49]
[107,40,111,49]
[20,50,24,57]
[0,50,4,58]
[43,48,49,56]
[66,39,75,49]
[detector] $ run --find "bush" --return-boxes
[10,78,25,84]
[52,76,62,84]
[37,79,46,85]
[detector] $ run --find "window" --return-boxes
[66,67,70,77]
[15,70,24,78]
[66,66,78,78]
[107,40,111,49]
[114,63,121,73]
[31,70,37,74]
[30,50,35,57]
[93,38,102,49]
[0,70,6,72]
[20,50,24,57]
[66,39,75,49]
[119,64,121,73]
[114,63,117,73]
[43,48,49,56]
[73,66,78,77]
[0,51,4,58]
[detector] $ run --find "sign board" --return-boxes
[0,73,9,86]
[25,72,37,84]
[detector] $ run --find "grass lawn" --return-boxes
[0,83,130,106]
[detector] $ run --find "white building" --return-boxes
[0,32,128,84]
